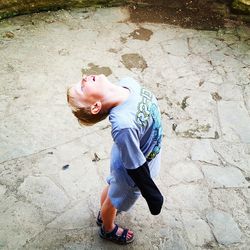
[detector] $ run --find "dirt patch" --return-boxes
[121,53,148,71]
[211,92,222,101]
[81,63,112,76]
[129,27,153,41]
[127,0,249,30]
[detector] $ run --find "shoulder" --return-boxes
[109,112,137,139]
[113,127,139,145]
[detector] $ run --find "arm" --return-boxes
[126,161,163,215]
[114,128,163,215]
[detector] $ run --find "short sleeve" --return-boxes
[114,128,146,170]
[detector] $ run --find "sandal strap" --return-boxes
[97,210,122,226]
[103,224,119,238]
[121,228,129,242]
[96,211,103,225]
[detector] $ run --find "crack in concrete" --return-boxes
[0,128,103,165]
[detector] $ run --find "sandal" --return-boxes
[96,211,103,226]
[96,210,122,226]
[99,224,134,245]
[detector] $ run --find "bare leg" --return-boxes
[100,186,133,239]
[100,186,109,207]
[101,195,117,232]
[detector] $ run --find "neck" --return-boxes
[101,84,130,112]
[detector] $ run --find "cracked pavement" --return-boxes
[0,6,250,250]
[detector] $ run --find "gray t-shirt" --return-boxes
[109,77,162,173]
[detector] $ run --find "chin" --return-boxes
[99,74,109,84]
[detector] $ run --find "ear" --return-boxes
[90,101,102,115]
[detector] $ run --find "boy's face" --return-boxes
[69,74,108,107]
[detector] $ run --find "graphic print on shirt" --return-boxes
[136,87,162,160]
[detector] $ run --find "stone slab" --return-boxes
[167,184,211,211]
[212,141,250,174]
[18,176,70,220]
[167,161,203,185]
[190,140,219,165]
[202,165,248,188]
[182,212,214,246]
[206,210,242,245]
[0,202,45,249]
[47,200,92,230]
[218,101,250,143]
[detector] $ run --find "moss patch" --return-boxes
[0,0,127,20]
[232,0,250,14]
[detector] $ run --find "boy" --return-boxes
[67,74,163,244]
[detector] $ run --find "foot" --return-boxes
[113,226,134,241]
[99,224,135,244]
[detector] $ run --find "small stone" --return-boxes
[4,31,14,39]
[245,177,250,182]
[214,131,219,139]
[199,80,205,86]
[45,19,55,23]
[172,123,177,131]
[62,164,69,170]
[92,153,100,162]
[211,92,222,101]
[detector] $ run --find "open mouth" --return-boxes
[81,75,96,90]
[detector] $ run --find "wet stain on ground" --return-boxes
[176,123,212,138]
[121,53,148,71]
[58,48,69,56]
[127,0,242,30]
[120,36,128,43]
[108,48,119,53]
[181,96,190,110]
[81,63,112,76]
[129,27,153,41]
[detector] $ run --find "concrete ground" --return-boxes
[0,6,250,250]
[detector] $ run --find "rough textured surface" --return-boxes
[0,0,126,20]
[0,0,250,26]
[206,210,242,245]
[232,0,250,14]
[0,6,250,250]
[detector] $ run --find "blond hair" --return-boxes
[67,87,108,126]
